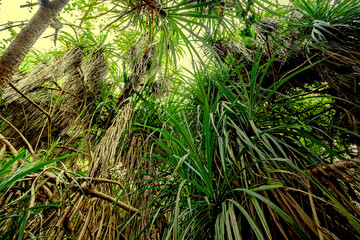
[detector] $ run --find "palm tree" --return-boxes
[0,0,359,239]
[0,0,70,89]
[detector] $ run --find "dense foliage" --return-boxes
[0,0,359,239]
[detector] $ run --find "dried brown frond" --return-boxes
[81,48,109,94]
[144,75,171,98]
[53,46,83,75]
[254,18,280,53]
[210,40,253,63]
[127,36,159,88]
[306,159,360,238]
[255,18,279,38]
[2,64,53,106]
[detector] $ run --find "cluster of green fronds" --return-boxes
[126,50,360,239]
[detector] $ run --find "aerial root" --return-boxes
[0,170,140,239]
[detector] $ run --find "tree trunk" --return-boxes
[0,0,70,90]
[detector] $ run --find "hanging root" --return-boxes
[0,168,140,239]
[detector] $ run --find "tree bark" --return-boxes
[0,0,70,89]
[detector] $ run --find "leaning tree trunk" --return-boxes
[0,0,70,89]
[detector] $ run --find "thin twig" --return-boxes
[9,82,52,150]
[274,85,326,103]
[0,23,28,32]
[42,85,80,100]
[0,20,29,28]
[35,120,48,153]
[35,171,132,213]
[52,81,81,100]
[103,5,144,31]
[21,105,29,132]
[77,0,120,29]
[20,2,40,8]
[278,53,319,82]
[55,145,89,155]
[77,177,124,189]
[27,171,125,198]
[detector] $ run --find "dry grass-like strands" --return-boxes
[127,36,159,88]
[210,40,254,63]
[0,47,109,154]
[81,48,109,94]
[89,37,163,178]
[88,103,133,178]
[144,76,171,98]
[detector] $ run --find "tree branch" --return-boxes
[20,2,40,8]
